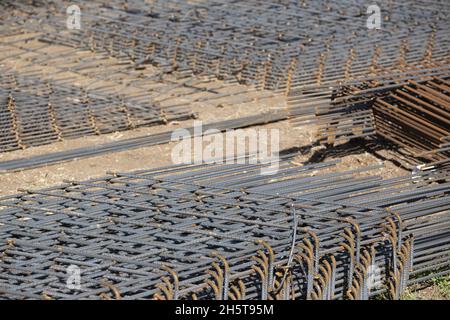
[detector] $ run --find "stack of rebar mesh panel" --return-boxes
[288,64,450,145]
[373,77,450,170]
[0,24,274,153]
[1,0,448,154]
[0,72,193,152]
[2,0,449,91]
[0,18,196,152]
[0,61,276,154]
[0,157,448,300]
[0,4,288,153]
[288,61,450,169]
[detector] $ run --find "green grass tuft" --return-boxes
[431,274,450,299]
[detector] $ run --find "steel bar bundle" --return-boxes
[373,77,450,168]
[0,72,193,152]
[0,157,448,300]
[288,64,450,170]
[0,31,197,152]
[289,64,448,141]
[0,109,290,173]
[2,0,448,91]
[0,29,275,153]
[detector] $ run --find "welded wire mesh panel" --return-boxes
[289,67,450,169]
[0,72,189,152]
[373,77,450,164]
[2,0,449,91]
[0,158,448,300]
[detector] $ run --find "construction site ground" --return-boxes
[0,31,448,300]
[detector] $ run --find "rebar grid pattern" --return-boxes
[0,158,448,300]
[2,0,449,91]
[0,72,192,152]
[288,64,450,168]
[0,32,276,152]
[373,78,450,164]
